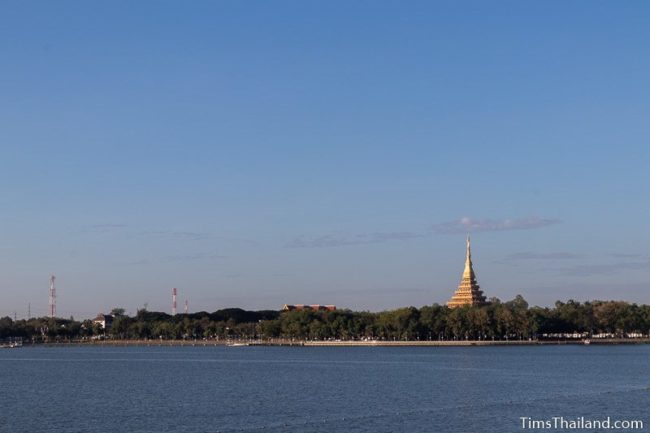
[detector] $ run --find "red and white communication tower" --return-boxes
[49,275,56,318]
[172,288,177,315]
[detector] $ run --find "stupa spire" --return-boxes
[463,234,473,279]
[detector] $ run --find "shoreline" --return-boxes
[16,338,650,348]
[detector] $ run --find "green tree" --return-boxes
[110,307,126,316]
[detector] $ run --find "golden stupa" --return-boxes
[447,235,487,308]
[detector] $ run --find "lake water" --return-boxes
[1,345,649,432]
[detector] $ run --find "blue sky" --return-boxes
[1,1,649,318]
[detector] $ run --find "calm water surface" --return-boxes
[1,345,649,432]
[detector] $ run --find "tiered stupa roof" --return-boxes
[447,235,487,308]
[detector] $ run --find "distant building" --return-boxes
[447,236,487,308]
[282,304,336,312]
[93,314,114,330]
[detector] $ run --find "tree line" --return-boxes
[2,297,650,343]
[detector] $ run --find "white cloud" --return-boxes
[504,252,581,261]
[551,261,650,277]
[432,216,561,234]
[285,232,423,248]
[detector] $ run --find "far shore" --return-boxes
[16,338,650,348]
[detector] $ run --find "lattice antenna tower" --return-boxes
[172,288,177,315]
[184,299,188,315]
[49,275,56,318]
